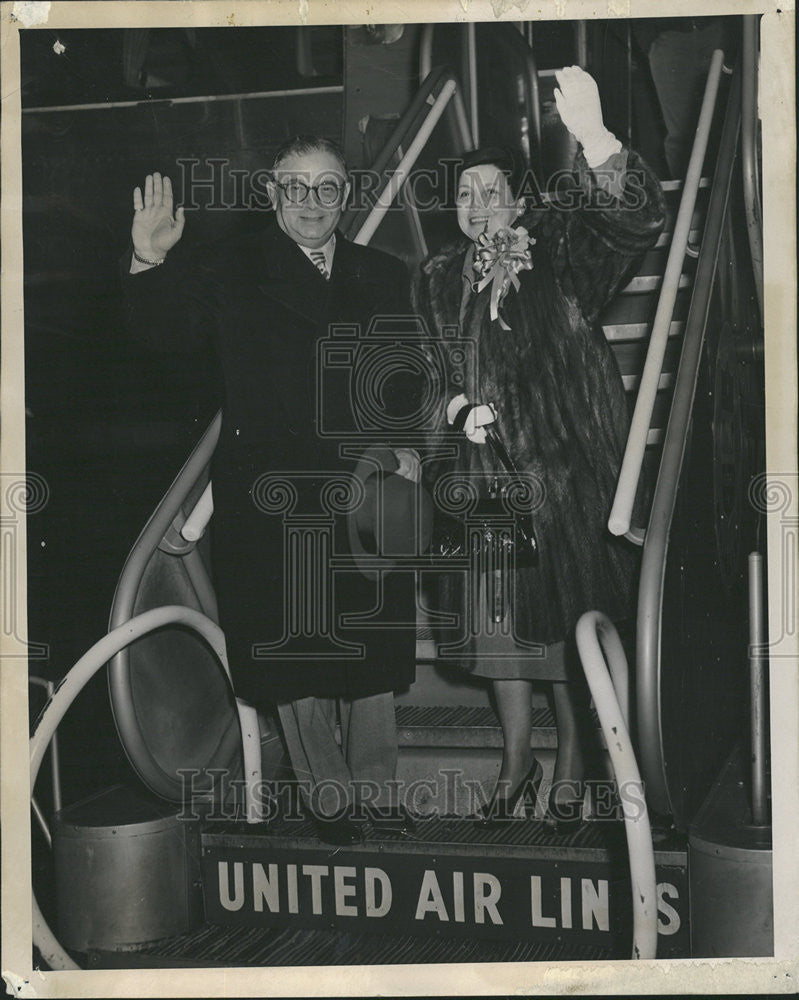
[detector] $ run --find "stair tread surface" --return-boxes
[96,922,618,966]
[396,703,553,728]
[202,813,687,865]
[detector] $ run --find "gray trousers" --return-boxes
[277,691,398,817]
[648,20,728,178]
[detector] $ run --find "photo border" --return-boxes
[2,1,796,995]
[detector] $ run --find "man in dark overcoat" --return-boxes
[123,136,422,845]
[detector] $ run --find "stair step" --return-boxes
[603,319,684,344]
[622,371,674,392]
[201,811,683,858]
[185,817,690,958]
[660,177,711,191]
[656,227,702,249]
[621,272,692,294]
[89,816,689,965]
[602,286,689,327]
[393,704,610,752]
[396,704,557,748]
[93,921,617,967]
[610,335,683,375]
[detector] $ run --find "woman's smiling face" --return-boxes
[456,164,521,242]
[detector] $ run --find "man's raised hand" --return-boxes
[131,173,185,261]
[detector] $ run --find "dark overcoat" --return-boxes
[413,149,665,658]
[124,221,418,703]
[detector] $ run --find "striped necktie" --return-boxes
[309,249,329,280]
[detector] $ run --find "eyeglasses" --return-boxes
[276,179,346,207]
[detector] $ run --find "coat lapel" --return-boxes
[327,235,367,285]
[257,223,330,324]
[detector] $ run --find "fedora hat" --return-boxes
[348,447,433,580]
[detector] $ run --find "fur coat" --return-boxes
[413,149,665,655]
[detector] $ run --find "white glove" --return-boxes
[446,394,496,445]
[554,65,622,169]
[392,448,421,484]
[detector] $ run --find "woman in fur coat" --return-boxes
[413,67,665,826]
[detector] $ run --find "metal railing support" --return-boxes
[576,611,657,960]
[108,411,221,770]
[636,64,742,814]
[609,50,725,538]
[419,24,434,83]
[180,480,214,542]
[748,551,769,825]
[31,796,52,848]
[353,79,459,246]
[466,22,480,147]
[339,65,472,241]
[30,606,234,972]
[29,675,61,813]
[741,15,764,320]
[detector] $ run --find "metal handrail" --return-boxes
[418,23,542,177]
[608,50,725,538]
[419,23,434,83]
[491,22,542,178]
[636,63,743,815]
[347,23,545,248]
[339,65,472,240]
[30,605,231,972]
[466,21,479,146]
[741,15,764,321]
[576,611,657,960]
[352,77,465,247]
[28,675,61,813]
[107,410,222,783]
[748,551,769,825]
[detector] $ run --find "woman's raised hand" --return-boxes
[131,173,185,260]
[553,66,621,168]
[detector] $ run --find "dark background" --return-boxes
[21,19,760,855]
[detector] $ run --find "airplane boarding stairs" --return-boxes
[30,177,702,971]
[31,27,773,966]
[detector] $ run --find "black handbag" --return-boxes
[429,421,539,568]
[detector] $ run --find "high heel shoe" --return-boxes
[477,759,543,824]
[543,780,585,835]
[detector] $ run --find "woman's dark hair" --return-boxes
[455,145,527,199]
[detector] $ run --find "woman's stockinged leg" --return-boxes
[492,677,536,790]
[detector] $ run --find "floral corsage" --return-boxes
[472,225,535,330]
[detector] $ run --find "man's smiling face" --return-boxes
[269,149,350,249]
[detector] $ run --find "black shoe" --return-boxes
[477,759,543,825]
[314,814,366,846]
[543,812,584,836]
[364,805,418,834]
[544,781,585,835]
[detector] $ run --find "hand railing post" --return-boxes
[741,15,764,320]
[636,62,743,815]
[748,552,769,825]
[30,606,252,971]
[576,611,657,960]
[353,79,459,246]
[609,49,725,538]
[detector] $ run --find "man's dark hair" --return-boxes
[273,135,348,174]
